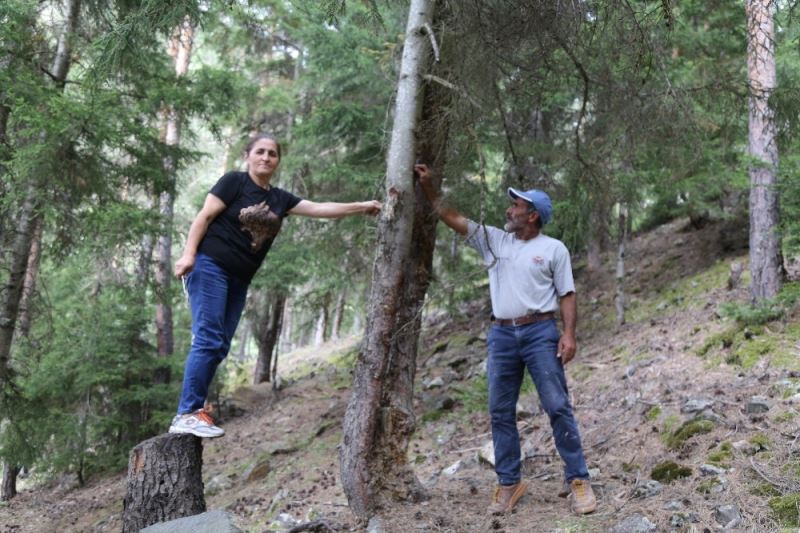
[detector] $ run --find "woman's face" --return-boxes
[246,138,280,180]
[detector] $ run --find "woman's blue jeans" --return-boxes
[177,254,248,414]
[487,319,589,485]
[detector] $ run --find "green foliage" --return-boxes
[646,405,662,421]
[664,419,714,449]
[770,494,800,527]
[650,461,692,482]
[707,442,733,466]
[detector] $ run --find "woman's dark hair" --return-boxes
[244,133,282,159]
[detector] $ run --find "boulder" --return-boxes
[140,510,242,533]
[607,514,657,533]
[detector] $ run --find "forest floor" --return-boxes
[2,217,800,532]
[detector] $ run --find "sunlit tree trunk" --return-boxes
[154,17,194,381]
[340,0,437,519]
[746,0,783,302]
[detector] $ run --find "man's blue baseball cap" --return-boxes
[508,187,553,225]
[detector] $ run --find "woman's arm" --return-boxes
[288,199,381,219]
[174,194,227,277]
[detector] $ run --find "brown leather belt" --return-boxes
[493,312,556,327]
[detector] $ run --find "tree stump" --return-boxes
[122,433,206,533]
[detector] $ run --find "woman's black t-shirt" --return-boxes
[198,171,302,282]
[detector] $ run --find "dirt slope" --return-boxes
[1,217,799,532]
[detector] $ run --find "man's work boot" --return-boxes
[487,480,529,514]
[568,478,597,514]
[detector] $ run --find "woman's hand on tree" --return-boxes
[361,200,382,216]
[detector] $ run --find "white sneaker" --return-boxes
[168,408,225,438]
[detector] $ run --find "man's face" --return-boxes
[504,197,535,232]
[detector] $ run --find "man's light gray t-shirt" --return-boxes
[465,220,575,319]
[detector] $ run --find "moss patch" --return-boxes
[770,494,800,527]
[651,461,692,482]
[706,442,733,466]
[751,433,771,451]
[696,478,723,494]
[665,419,714,449]
[646,405,662,421]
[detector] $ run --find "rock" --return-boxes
[443,460,465,476]
[623,393,638,407]
[268,488,289,514]
[435,396,456,411]
[205,474,234,496]
[656,302,668,311]
[478,441,495,467]
[140,510,243,533]
[746,396,770,414]
[588,467,602,478]
[669,514,686,528]
[632,479,662,499]
[662,500,683,511]
[243,458,271,482]
[270,513,298,530]
[681,398,714,413]
[424,376,445,389]
[520,438,537,460]
[516,401,536,418]
[732,440,757,456]
[607,514,657,533]
[700,464,726,476]
[714,504,742,528]
[367,516,386,533]
[467,360,487,379]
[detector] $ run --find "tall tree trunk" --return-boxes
[1,462,20,501]
[340,0,436,519]
[16,216,43,338]
[313,294,330,347]
[331,290,346,340]
[614,204,627,327]
[0,185,38,383]
[280,298,293,354]
[253,293,286,384]
[0,0,81,499]
[586,196,610,273]
[154,17,194,382]
[746,0,783,302]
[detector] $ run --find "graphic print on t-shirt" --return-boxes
[239,201,283,251]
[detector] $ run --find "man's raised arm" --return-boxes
[415,164,469,236]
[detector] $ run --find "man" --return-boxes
[415,164,596,516]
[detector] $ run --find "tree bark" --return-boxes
[746,0,784,302]
[0,0,81,386]
[586,197,610,273]
[16,216,43,338]
[121,433,205,532]
[339,0,437,519]
[154,17,194,381]
[614,204,627,327]
[313,294,330,347]
[253,293,285,384]
[1,462,20,501]
[331,290,346,340]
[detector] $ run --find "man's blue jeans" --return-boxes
[177,253,248,414]
[487,319,589,485]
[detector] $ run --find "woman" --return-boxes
[169,133,381,438]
